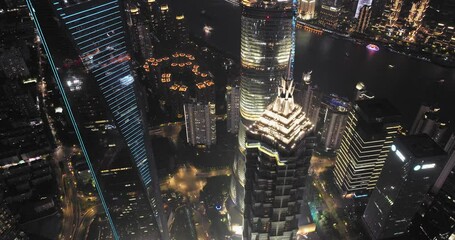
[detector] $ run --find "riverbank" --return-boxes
[297,20,455,68]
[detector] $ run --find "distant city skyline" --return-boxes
[0,0,454,239]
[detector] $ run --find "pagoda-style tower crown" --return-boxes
[248,60,314,152]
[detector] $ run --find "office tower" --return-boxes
[410,104,432,133]
[300,71,321,128]
[124,3,154,60]
[318,0,341,29]
[239,0,296,127]
[26,0,168,238]
[317,94,350,153]
[381,0,402,26]
[243,70,315,240]
[229,0,296,234]
[298,0,316,20]
[409,156,455,240]
[157,4,173,41]
[362,135,447,240]
[404,0,430,28]
[174,14,190,47]
[378,0,430,41]
[183,101,216,147]
[227,85,241,134]
[356,5,372,33]
[125,4,141,57]
[410,104,448,144]
[146,0,159,31]
[355,0,372,18]
[334,98,401,196]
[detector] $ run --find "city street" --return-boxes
[52,146,81,240]
[75,205,100,240]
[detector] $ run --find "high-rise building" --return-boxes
[243,70,315,240]
[300,71,321,128]
[409,153,455,240]
[226,85,241,134]
[157,4,173,41]
[356,5,372,33]
[174,14,190,48]
[410,104,448,144]
[183,101,216,147]
[239,0,296,127]
[230,0,296,234]
[124,3,154,61]
[298,0,316,20]
[381,0,403,27]
[26,0,168,238]
[362,135,447,240]
[355,0,372,18]
[376,0,430,41]
[410,104,432,133]
[404,0,430,28]
[334,98,401,196]
[318,0,342,30]
[316,94,350,153]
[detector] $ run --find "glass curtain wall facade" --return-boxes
[230,0,297,234]
[25,0,167,239]
[239,0,296,126]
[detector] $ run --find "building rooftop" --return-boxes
[355,98,401,123]
[398,134,447,158]
[247,72,314,153]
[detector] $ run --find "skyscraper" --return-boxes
[316,94,350,153]
[226,85,241,134]
[409,153,455,239]
[334,98,401,197]
[318,0,342,30]
[26,0,168,238]
[355,0,372,18]
[243,69,315,240]
[410,104,448,144]
[229,0,297,234]
[183,101,217,147]
[300,71,321,128]
[362,135,447,239]
[356,5,372,33]
[298,0,316,20]
[239,0,296,129]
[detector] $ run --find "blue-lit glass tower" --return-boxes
[25,0,168,239]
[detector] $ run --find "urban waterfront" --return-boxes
[2,0,455,239]
[171,0,455,125]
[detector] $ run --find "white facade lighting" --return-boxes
[395,150,406,162]
[422,163,436,169]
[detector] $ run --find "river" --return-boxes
[169,0,455,126]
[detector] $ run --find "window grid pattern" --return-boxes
[52,0,153,187]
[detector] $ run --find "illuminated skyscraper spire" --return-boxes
[243,56,315,240]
